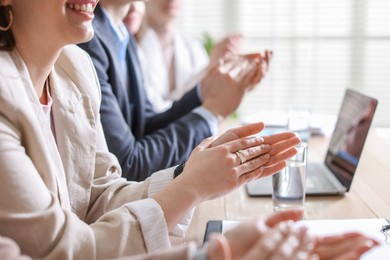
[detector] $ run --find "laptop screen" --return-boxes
[325,89,378,191]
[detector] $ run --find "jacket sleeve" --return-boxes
[78,37,212,181]
[0,112,174,260]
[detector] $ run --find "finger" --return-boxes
[331,239,379,260]
[223,219,269,258]
[238,60,261,87]
[208,234,232,260]
[269,136,301,156]
[235,57,257,77]
[227,63,245,79]
[264,209,304,227]
[237,166,266,184]
[225,136,265,155]
[266,147,298,166]
[247,224,288,260]
[289,226,314,260]
[262,132,300,145]
[228,57,255,79]
[235,144,271,165]
[211,122,265,147]
[251,221,304,260]
[261,161,287,178]
[269,223,304,260]
[242,52,262,60]
[264,50,273,67]
[313,233,377,259]
[218,58,236,74]
[241,52,266,88]
[250,55,266,81]
[245,69,262,92]
[232,122,266,137]
[316,232,360,244]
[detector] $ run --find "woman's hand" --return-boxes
[207,209,379,260]
[153,122,299,231]
[211,122,301,178]
[177,122,300,201]
[208,209,313,260]
[312,232,379,260]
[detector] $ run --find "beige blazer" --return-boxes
[0,46,177,259]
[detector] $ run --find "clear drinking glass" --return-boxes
[272,142,308,212]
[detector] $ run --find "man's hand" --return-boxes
[200,51,272,122]
[208,34,242,68]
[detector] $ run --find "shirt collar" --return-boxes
[100,6,130,46]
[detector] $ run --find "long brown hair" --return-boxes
[0,5,15,50]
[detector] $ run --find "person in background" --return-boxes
[78,0,273,181]
[0,0,311,258]
[133,0,243,113]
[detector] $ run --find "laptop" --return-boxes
[246,89,378,196]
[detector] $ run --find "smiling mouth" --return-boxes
[67,3,94,13]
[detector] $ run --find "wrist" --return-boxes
[201,104,226,124]
[174,162,186,178]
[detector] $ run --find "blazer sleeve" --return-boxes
[0,112,177,259]
[78,37,212,181]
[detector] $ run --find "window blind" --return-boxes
[177,0,390,126]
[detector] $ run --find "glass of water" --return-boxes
[272,142,308,212]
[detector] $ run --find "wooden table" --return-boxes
[178,127,390,245]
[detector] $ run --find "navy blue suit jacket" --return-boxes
[78,5,211,181]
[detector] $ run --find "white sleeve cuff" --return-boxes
[193,107,218,136]
[170,207,195,237]
[147,167,196,238]
[126,199,171,252]
[147,167,175,198]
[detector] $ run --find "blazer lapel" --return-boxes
[51,53,97,219]
[1,49,71,210]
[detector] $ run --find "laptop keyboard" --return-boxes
[306,163,338,191]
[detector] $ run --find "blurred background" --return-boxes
[177,0,390,127]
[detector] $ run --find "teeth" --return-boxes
[87,3,93,12]
[67,3,93,13]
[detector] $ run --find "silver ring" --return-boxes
[235,150,247,164]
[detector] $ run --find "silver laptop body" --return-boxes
[246,89,378,196]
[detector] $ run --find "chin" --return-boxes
[72,27,95,45]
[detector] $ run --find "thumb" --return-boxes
[208,234,232,260]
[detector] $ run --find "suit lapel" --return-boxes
[93,5,128,89]
[94,4,146,136]
[126,35,148,135]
